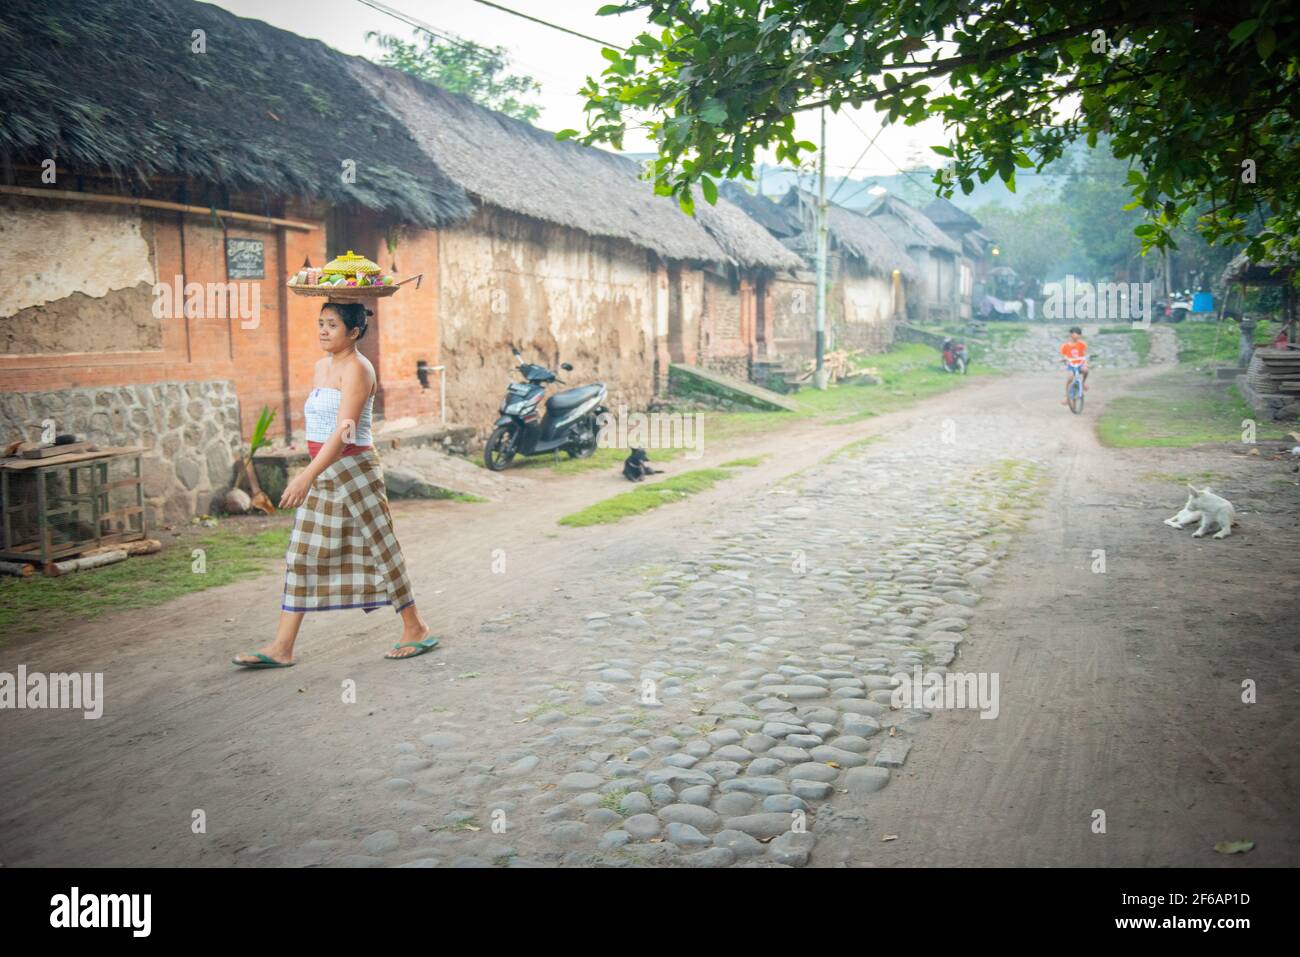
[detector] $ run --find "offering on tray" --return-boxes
[287,251,409,301]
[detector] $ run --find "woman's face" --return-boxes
[318,307,356,353]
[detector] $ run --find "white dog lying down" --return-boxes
[1164,484,1237,539]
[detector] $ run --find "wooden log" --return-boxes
[78,539,161,559]
[43,550,129,577]
[0,561,34,577]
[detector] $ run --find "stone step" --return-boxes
[668,363,800,412]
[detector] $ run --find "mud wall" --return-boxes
[838,269,897,353]
[437,208,659,434]
[1,193,329,446]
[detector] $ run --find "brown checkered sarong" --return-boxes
[281,449,415,614]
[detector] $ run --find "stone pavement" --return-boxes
[288,405,1055,868]
[979,322,1169,371]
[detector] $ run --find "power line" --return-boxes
[354,0,578,87]
[466,0,626,50]
[841,111,937,196]
[828,120,887,204]
[355,0,487,55]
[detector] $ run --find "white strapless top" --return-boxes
[304,387,373,445]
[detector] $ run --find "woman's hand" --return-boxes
[279,472,313,510]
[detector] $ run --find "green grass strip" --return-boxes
[558,468,739,527]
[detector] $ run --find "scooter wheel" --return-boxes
[484,424,519,471]
[565,414,599,459]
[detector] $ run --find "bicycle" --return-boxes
[1065,362,1086,414]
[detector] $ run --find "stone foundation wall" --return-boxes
[699,355,751,381]
[0,380,243,526]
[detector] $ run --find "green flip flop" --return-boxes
[385,637,440,660]
[232,652,295,669]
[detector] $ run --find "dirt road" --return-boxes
[1,361,1296,867]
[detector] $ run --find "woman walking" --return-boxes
[234,302,436,667]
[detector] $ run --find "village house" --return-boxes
[923,196,998,319]
[350,59,801,427]
[722,184,920,361]
[0,0,798,524]
[864,194,966,323]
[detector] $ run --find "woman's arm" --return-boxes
[279,363,372,508]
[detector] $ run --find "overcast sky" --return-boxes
[207,0,948,184]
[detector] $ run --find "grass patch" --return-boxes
[0,525,290,641]
[1142,469,1221,485]
[718,455,766,468]
[558,468,739,527]
[820,434,884,464]
[1097,367,1292,448]
[1175,320,1277,366]
[1130,329,1151,365]
[816,343,984,424]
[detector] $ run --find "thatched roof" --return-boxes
[1220,250,1297,287]
[352,61,798,270]
[923,196,982,233]
[777,188,920,281]
[963,228,995,258]
[0,0,472,227]
[866,195,962,255]
[720,182,801,238]
[693,197,803,271]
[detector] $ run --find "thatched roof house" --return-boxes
[351,61,799,272]
[0,0,472,227]
[777,187,920,281]
[865,194,962,256]
[923,196,982,234]
[720,183,802,240]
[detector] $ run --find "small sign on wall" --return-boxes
[225,238,265,279]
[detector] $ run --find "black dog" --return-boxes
[622,448,663,482]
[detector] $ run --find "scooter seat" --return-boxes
[547,383,604,412]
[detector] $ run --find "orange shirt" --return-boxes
[1060,340,1088,366]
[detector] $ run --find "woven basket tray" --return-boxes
[287,282,399,301]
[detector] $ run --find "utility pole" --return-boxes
[814,107,829,390]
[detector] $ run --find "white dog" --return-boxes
[1164,484,1236,539]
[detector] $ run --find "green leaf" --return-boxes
[931,145,954,157]
[554,129,579,141]
[700,176,718,205]
[1228,19,1260,45]
[601,47,623,63]
[1256,27,1276,60]
[699,100,728,125]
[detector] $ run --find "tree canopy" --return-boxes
[370,31,543,122]
[566,1,1300,264]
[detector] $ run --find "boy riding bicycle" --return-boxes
[1060,326,1088,404]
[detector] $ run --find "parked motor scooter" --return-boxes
[483,347,609,471]
[1168,290,1193,323]
[941,337,969,374]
